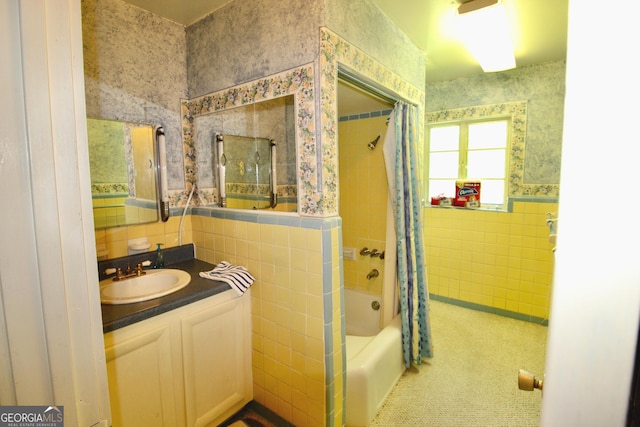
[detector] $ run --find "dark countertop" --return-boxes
[99,245,230,333]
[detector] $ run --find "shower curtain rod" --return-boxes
[338,70,398,107]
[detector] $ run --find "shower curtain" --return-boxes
[383,102,433,367]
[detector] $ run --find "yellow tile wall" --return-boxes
[94,214,193,259]
[338,115,389,297]
[191,215,334,427]
[424,200,557,321]
[225,196,295,212]
[92,196,126,229]
[97,211,343,427]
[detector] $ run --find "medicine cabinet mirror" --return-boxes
[87,118,165,229]
[194,95,298,212]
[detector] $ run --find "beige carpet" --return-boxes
[370,300,547,427]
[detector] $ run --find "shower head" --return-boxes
[367,135,381,151]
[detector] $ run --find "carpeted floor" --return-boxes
[369,300,548,427]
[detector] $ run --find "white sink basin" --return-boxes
[100,269,191,304]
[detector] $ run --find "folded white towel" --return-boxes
[199,261,255,296]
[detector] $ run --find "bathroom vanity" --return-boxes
[100,245,253,426]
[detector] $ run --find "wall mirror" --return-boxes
[87,118,166,229]
[213,134,276,209]
[194,95,298,212]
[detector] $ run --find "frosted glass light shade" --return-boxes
[457,0,516,72]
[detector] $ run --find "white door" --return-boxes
[0,1,110,425]
[540,2,640,426]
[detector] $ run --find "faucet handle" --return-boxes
[370,249,381,257]
[360,247,371,256]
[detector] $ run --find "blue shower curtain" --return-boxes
[384,102,433,367]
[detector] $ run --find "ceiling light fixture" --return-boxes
[457,0,516,72]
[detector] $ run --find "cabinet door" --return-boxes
[105,322,183,427]
[181,293,252,427]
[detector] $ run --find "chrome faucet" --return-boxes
[360,247,371,256]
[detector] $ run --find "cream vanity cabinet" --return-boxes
[104,289,252,427]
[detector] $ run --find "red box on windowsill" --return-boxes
[454,181,481,208]
[430,195,453,207]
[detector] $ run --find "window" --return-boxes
[427,118,510,208]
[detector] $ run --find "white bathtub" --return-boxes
[345,289,405,426]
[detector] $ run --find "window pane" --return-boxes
[480,180,505,205]
[430,126,460,151]
[467,149,505,178]
[468,121,508,149]
[429,180,456,198]
[429,152,459,179]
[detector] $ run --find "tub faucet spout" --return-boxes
[366,269,379,280]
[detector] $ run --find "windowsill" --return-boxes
[423,197,560,213]
[424,204,509,213]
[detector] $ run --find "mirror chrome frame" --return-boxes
[155,126,170,222]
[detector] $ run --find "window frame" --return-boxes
[427,117,511,209]
[424,101,530,211]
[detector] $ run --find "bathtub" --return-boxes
[345,289,405,426]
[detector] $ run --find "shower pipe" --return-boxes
[178,184,196,246]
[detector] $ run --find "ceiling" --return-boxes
[374,0,568,82]
[120,0,569,115]
[122,0,232,27]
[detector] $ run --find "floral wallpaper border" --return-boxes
[179,29,427,217]
[425,102,560,197]
[319,27,426,217]
[179,65,316,213]
[91,183,128,195]
[226,182,297,199]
